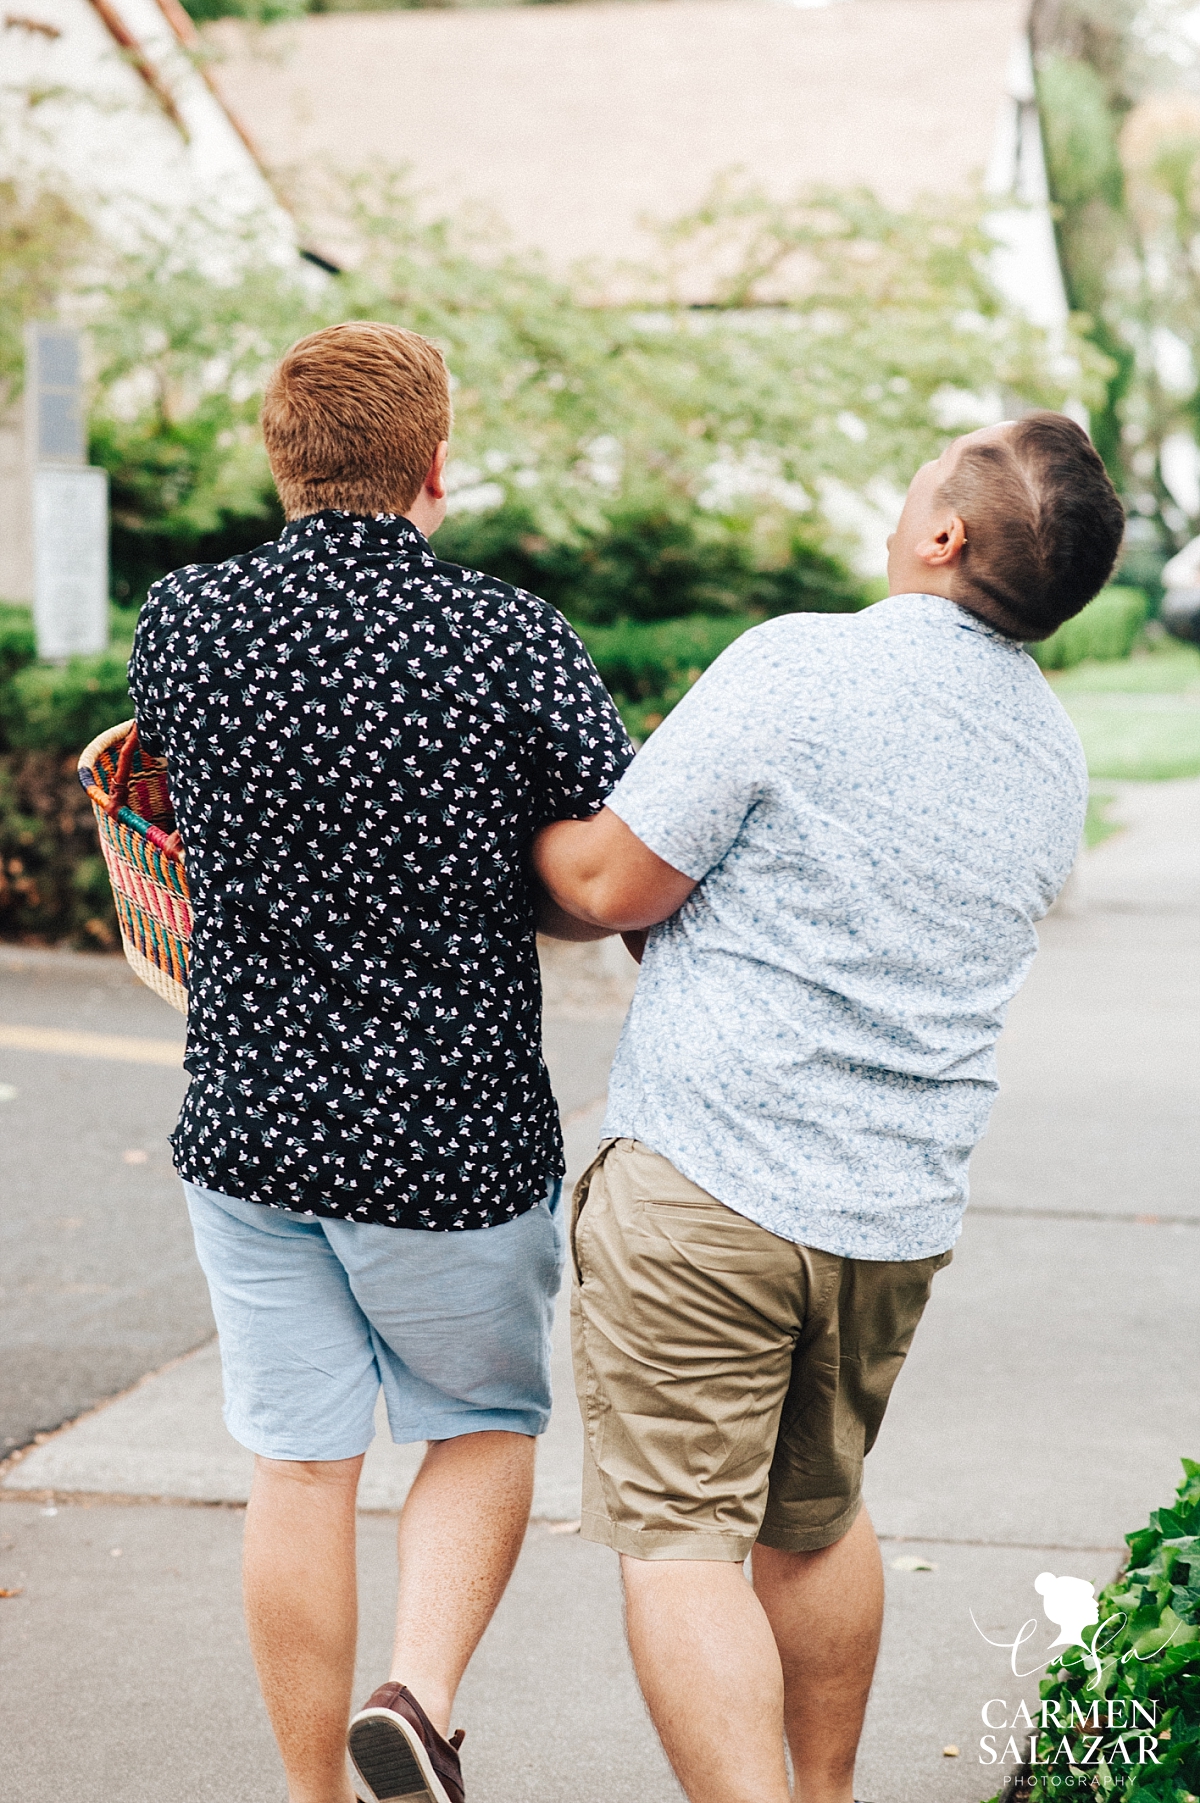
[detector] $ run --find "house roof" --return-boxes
[1,0,294,255]
[207,0,1029,289]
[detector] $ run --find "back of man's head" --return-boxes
[263,321,451,522]
[939,412,1125,641]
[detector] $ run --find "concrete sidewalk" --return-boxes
[2,785,1198,1803]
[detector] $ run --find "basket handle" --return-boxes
[104,720,184,863]
[106,722,141,818]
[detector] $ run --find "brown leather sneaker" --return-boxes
[348,1683,465,1803]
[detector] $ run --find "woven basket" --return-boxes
[78,719,191,1015]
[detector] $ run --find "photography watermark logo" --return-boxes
[1035,1574,1099,1652]
[970,1569,1182,1785]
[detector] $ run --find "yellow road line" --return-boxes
[0,1023,185,1068]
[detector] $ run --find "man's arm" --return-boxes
[501,598,638,940]
[532,806,697,933]
[533,622,774,943]
[533,885,616,941]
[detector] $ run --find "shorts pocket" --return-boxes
[569,1142,612,1285]
[626,1143,725,1210]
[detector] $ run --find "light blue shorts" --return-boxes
[184,1179,564,1462]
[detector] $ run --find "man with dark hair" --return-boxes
[532,416,1123,1803]
[934,411,1126,638]
[128,321,632,1803]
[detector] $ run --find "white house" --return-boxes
[207,0,1068,328]
[1,0,1072,602]
[2,0,291,249]
[1,0,298,603]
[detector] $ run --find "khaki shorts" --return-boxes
[570,1139,951,1562]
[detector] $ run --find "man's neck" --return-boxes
[885,568,956,603]
[886,580,1024,641]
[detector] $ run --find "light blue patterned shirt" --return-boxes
[602,594,1087,1259]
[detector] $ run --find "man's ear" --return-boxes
[425,440,449,501]
[914,511,967,571]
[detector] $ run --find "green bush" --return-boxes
[1032,587,1149,671]
[575,613,752,703]
[0,607,131,944]
[0,606,129,945]
[0,604,37,687]
[3,649,133,753]
[434,500,870,627]
[92,411,284,607]
[0,605,134,755]
[986,1459,1200,1803]
[0,751,119,947]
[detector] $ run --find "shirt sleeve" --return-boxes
[509,600,636,825]
[126,585,168,757]
[605,623,781,882]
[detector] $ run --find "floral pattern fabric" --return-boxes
[602,594,1088,1261]
[129,511,633,1231]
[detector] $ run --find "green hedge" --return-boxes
[0,605,131,945]
[985,1459,1200,1803]
[0,750,120,947]
[4,652,134,753]
[435,499,871,627]
[0,605,134,755]
[0,605,36,687]
[571,612,756,739]
[576,613,752,700]
[1031,586,1148,671]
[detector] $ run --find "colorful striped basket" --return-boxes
[78,719,191,1015]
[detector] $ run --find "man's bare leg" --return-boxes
[244,1454,365,1803]
[389,1430,536,1735]
[620,1558,792,1803]
[242,1432,534,1802]
[751,1506,885,1803]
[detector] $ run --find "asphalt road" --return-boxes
[0,945,625,1455]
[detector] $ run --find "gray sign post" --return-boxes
[26,325,109,661]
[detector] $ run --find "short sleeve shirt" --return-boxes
[602,594,1087,1260]
[128,511,633,1230]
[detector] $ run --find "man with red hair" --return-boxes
[129,320,632,1803]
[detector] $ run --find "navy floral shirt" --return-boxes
[128,511,633,1230]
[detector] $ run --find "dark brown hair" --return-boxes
[262,321,451,521]
[938,412,1125,641]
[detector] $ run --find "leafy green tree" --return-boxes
[0,178,92,405]
[81,175,1093,614]
[1037,53,1133,472]
[1033,0,1200,570]
[0,162,1107,937]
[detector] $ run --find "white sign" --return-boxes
[33,466,109,660]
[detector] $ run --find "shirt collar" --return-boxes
[280,510,436,564]
[878,591,1021,648]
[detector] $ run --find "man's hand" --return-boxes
[532,808,697,933]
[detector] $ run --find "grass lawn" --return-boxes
[1083,789,1123,848]
[1048,640,1200,781]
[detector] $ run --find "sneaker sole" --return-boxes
[348,1708,453,1803]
